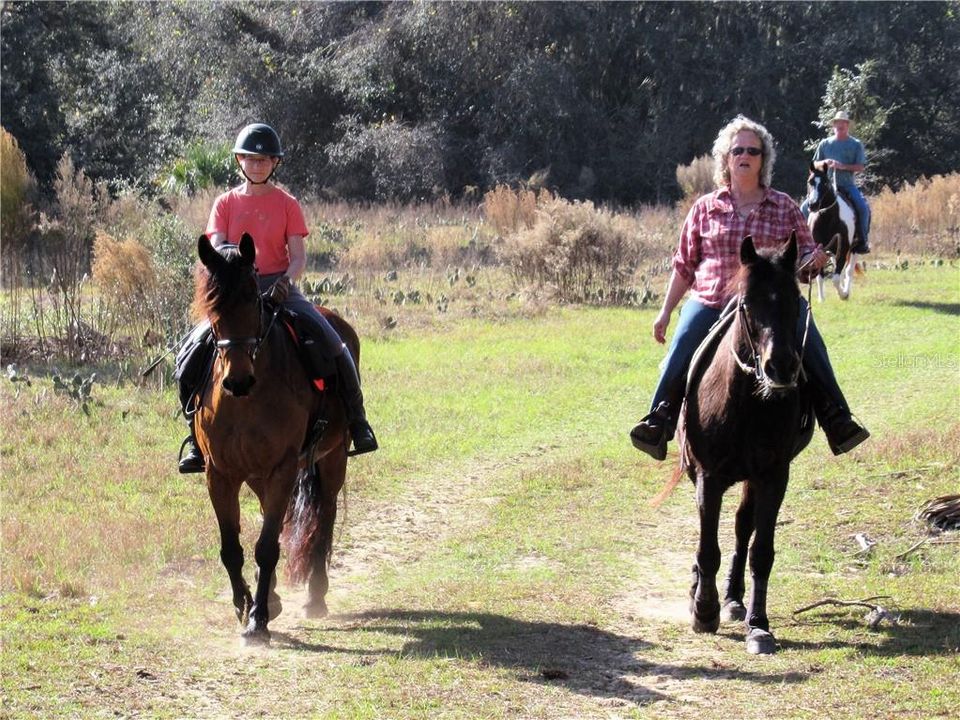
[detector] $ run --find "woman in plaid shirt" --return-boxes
[630,115,869,461]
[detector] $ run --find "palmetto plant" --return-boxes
[159,142,238,196]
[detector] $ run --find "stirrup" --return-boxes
[178,436,205,474]
[347,422,378,457]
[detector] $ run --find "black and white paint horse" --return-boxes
[806,162,858,301]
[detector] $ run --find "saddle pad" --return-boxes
[282,320,326,393]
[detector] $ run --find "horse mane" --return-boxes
[191,263,217,322]
[190,246,254,323]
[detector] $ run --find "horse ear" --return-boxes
[238,233,256,266]
[781,230,798,269]
[197,234,222,270]
[740,235,758,266]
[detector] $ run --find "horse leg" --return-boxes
[744,471,789,655]
[207,473,252,625]
[722,482,754,622]
[253,565,283,621]
[690,473,723,634]
[244,465,296,645]
[816,274,825,303]
[840,255,855,300]
[304,451,347,619]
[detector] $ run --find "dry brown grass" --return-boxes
[166,187,222,236]
[498,197,658,304]
[871,173,960,257]
[481,184,554,237]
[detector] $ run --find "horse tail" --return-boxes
[649,462,687,509]
[284,464,336,584]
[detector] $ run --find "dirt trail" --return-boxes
[263,442,565,631]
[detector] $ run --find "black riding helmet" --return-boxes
[233,123,284,157]
[233,123,284,184]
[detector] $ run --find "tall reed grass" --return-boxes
[870,173,960,257]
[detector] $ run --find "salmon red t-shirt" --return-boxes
[206,187,309,275]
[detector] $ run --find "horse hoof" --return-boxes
[721,600,747,623]
[242,626,271,646]
[303,600,329,619]
[692,612,720,634]
[746,628,776,655]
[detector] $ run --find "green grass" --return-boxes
[2,262,958,719]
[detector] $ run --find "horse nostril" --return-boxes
[222,375,256,397]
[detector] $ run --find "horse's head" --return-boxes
[735,233,802,394]
[806,161,835,213]
[195,233,261,397]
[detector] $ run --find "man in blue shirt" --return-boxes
[802,111,871,253]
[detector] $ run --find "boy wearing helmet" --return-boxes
[177,123,377,472]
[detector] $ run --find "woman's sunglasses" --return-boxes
[731,147,763,157]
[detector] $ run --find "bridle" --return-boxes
[730,276,815,390]
[210,278,283,364]
[808,175,838,214]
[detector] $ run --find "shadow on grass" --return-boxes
[891,300,960,316]
[782,607,960,655]
[283,608,809,708]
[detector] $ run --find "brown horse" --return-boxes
[679,233,814,655]
[192,233,354,644]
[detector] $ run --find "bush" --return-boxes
[91,230,158,347]
[0,128,36,271]
[158,142,239,197]
[324,119,448,201]
[499,197,651,304]
[675,153,714,218]
[481,184,553,238]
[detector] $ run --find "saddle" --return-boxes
[174,307,336,418]
[686,297,738,395]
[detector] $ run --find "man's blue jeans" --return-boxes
[647,297,848,415]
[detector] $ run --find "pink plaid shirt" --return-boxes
[672,187,817,308]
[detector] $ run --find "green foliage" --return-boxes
[4,2,959,202]
[813,61,894,146]
[51,371,96,415]
[158,142,238,197]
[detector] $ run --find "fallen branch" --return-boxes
[894,537,929,561]
[793,595,897,629]
[793,595,891,615]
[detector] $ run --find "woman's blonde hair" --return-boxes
[712,115,777,188]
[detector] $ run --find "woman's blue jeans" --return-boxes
[648,297,848,414]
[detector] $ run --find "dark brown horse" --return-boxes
[806,162,856,301]
[679,233,814,654]
[192,233,354,644]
